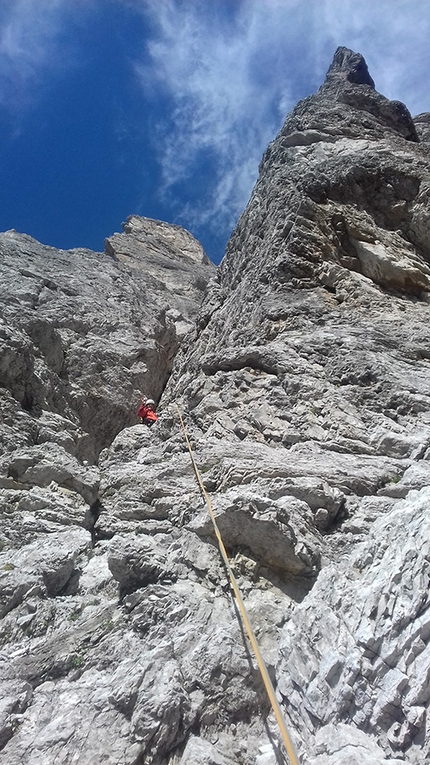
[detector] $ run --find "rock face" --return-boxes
[0,217,215,761]
[164,46,430,763]
[0,215,214,459]
[1,47,430,765]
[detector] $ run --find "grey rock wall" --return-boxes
[0,217,216,762]
[0,216,214,458]
[1,47,430,765]
[161,47,430,763]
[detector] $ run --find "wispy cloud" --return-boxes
[132,0,430,245]
[0,0,95,112]
[134,0,310,234]
[1,0,429,257]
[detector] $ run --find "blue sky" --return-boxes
[0,0,429,265]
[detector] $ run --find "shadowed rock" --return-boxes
[324,46,376,88]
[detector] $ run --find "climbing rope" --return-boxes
[175,404,301,765]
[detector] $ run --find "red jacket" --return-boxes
[137,403,157,422]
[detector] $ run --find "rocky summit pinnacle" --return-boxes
[1,49,430,765]
[324,45,376,88]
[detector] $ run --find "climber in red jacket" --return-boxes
[137,397,158,427]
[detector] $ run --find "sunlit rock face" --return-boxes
[0,216,214,460]
[413,112,430,145]
[1,48,430,765]
[163,46,430,764]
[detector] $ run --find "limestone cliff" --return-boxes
[0,215,214,459]
[1,48,430,765]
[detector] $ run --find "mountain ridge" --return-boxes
[1,47,430,765]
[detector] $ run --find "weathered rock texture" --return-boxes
[0,215,214,458]
[164,46,430,763]
[1,47,430,765]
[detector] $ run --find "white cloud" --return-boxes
[133,0,307,234]
[132,0,430,245]
[0,0,95,111]
[1,0,429,252]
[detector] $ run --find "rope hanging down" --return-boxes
[175,404,301,765]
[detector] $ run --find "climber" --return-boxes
[137,397,158,427]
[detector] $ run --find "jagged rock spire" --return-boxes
[324,45,375,88]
